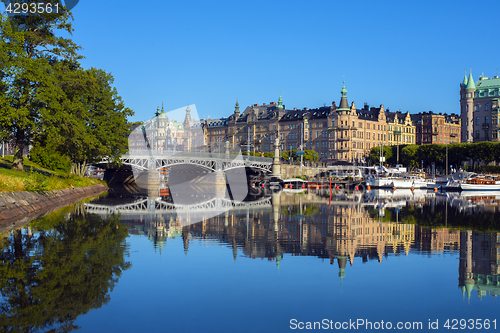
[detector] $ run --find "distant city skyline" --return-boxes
[3,0,499,122]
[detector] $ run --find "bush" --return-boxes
[24,170,49,192]
[30,144,71,172]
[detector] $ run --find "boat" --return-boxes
[461,175,500,191]
[307,181,328,189]
[444,173,500,191]
[365,173,429,189]
[283,178,307,193]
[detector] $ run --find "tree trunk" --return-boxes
[12,126,25,170]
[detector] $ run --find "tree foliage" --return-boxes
[374,142,500,170]
[0,5,82,170]
[281,149,319,162]
[0,6,133,174]
[368,145,392,165]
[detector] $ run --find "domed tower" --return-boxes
[277,92,284,110]
[460,70,476,143]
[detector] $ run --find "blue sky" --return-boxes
[5,0,499,122]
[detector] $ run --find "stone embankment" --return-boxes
[0,184,108,223]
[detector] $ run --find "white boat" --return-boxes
[283,178,307,193]
[444,173,500,191]
[460,175,500,191]
[366,173,429,189]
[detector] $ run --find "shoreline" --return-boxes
[0,184,109,228]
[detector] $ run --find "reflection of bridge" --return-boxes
[99,150,273,173]
[84,196,273,222]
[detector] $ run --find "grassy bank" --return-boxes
[0,156,104,192]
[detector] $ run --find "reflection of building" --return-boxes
[416,227,460,252]
[180,193,417,280]
[459,230,500,300]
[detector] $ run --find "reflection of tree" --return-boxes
[0,211,130,332]
[280,204,319,216]
[400,204,500,232]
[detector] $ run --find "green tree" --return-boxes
[304,150,319,162]
[40,66,133,175]
[416,144,444,168]
[368,145,392,165]
[476,142,495,165]
[448,143,468,169]
[0,5,82,170]
[401,144,419,168]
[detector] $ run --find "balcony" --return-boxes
[393,130,401,134]
[337,137,350,141]
[482,123,490,129]
[450,133,458,138]
[337,147,350,152]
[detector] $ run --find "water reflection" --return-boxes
[0,205,130,332]
[84,188,500,303]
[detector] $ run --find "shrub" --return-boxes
[30,144,71,172]
[24,170,49,192]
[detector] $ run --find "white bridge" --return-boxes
[99,150,273,173]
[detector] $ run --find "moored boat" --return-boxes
[366,173,428,189]
[283,178,307,193]
[444,174,500,191]
[461,175,500,191]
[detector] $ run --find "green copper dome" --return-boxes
[466,71,476,90]
[338,82,349,110]
[277,92,284,110]
[340,81,347,97]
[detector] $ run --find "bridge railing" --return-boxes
[125,149,272,163]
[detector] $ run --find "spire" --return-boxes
[462,69,468,86]
[277,91,284,110]
[155,106,160,117]
[161,102,164,113]
[234,99,240,115]
[466,69,476,90]
[184,104,192,125]
[338,81,349,109]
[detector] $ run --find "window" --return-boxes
[486,116,489,124]
[476,131,480,139]
[485,103,489,111]
[476,117,480,125]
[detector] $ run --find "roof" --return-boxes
[475,76,500,89]
[466,72,476,90]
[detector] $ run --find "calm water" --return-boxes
[1,188,500,332]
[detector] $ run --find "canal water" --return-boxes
[1,188,500,332]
